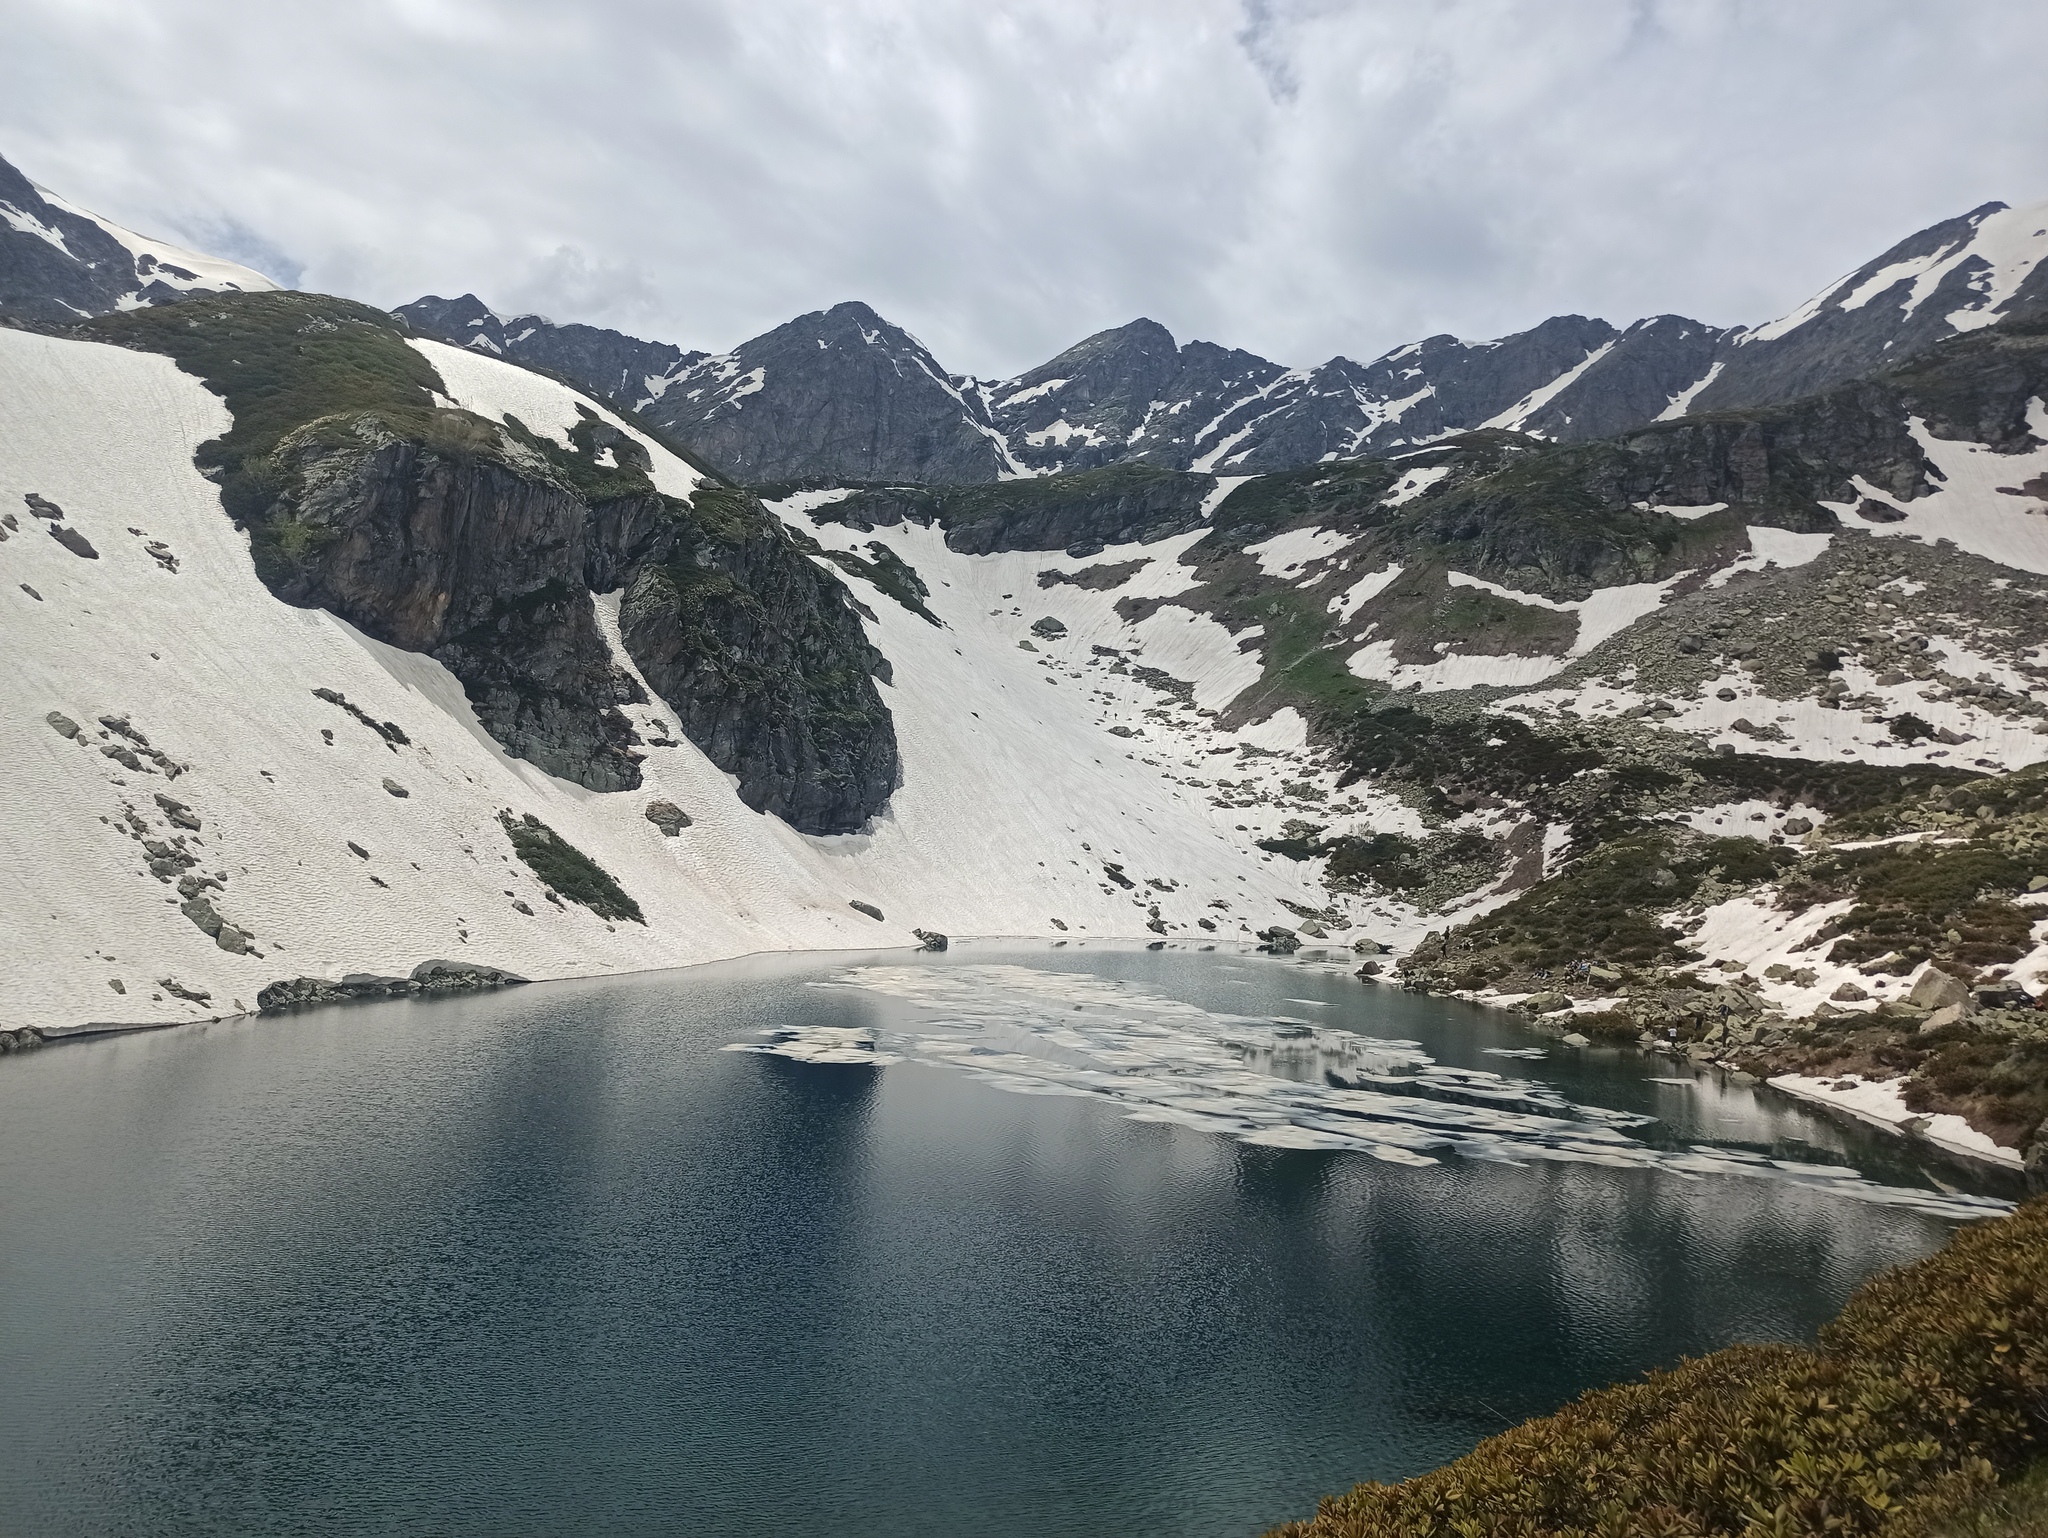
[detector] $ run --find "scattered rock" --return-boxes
[1921,1003,1967,1033]
[347,841,369,859]
[1830,981,1869,1003]
[1908,968,1971,1012]
[46,711,80,738]
[1352,938,1387,955]
[107,979,125,994]
[1781,816,1814,835]
[1586,964,1622,983]
[153,792,201,831]
[1030,616,1068,638]
[158,978,211,1004]
[312,688,410,747]
[913,928,948,951]
[1297,918,1328,938]
[20,584,41,601]
[47,524,98,559]
[382,778,410,798]
[0,1027,47,1055]
[1146,939,1166,950]
[1561,1031,1592,1047]
[644,800,692,836]
[1258,926,1301,954]
[24,493,63,520]
[850,900,884,921]
[511,899,534,915]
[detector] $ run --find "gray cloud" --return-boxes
[3,0,2045,377]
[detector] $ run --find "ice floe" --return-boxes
[728,963,2011,1218]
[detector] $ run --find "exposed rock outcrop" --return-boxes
[257,960,528,1013]
[258,424,644,792]
[620,490,899,835]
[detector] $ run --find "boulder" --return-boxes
[1297,919,1328,938]
[1257,926,1301,954]
[1782,817,1813,835]
[47,523,98,559]
[1561,1032,1592,1047]
[1830,981,1869,1003]
[382,778,410,798]
[913,929,948,951]
[153,792,201,830]
[850,900,884,921]
[1908,968,1971,1012]
[643,799,692,836]
[1352,938,1387,955]
[45,711,80,739]
[1920,1004,1966,1033]
[410,959,529,992]
[1029,616,1067,638]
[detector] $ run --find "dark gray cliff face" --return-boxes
[257,419,899,828]
[822,465,1216,556]
[1517,315,1730,442]
[394,293,704,405]
[619,488,899,835]
[0,151,272,324]
[264,424,646,791]
[638,301,1009,484]
[987,319,1286,475]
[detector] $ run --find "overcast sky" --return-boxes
[5,0,2046,377]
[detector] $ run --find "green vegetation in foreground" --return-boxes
[1268,1198,2048,1538]
[498,812,644,924]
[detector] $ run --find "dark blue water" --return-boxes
[0,944,1993,1537]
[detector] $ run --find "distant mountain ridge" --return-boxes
[397,197,2048,487]
[0,154,278,323]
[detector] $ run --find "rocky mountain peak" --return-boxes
[0,148,279,325]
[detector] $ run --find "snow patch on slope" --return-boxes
[413,338,706,503]
[0,329,1330,1033]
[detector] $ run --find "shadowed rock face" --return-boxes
[637,301,1009,485]
[265,427,647,791]
[394,293,706,405]
[620,491,900,836]
[256,422,900,829]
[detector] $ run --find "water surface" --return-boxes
[0,943,2007,1536]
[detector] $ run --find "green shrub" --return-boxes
[499,812,643,924]
[1268,1199,2048,1538]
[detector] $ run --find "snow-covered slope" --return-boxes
[0,328,1332,1033]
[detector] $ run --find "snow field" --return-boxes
[0,330,1327,1034]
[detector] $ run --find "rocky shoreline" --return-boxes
[1380,958,2048,1191]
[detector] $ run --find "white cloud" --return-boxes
[4,0,2046,378]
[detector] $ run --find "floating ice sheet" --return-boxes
[730,965,2010,1221]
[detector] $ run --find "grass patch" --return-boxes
[1404,830,1795,991]
[499,812,643,924]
